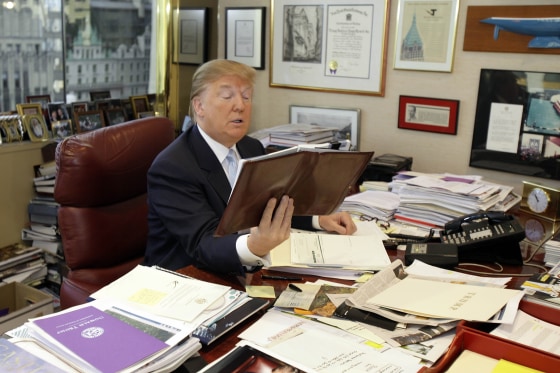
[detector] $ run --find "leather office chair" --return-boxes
[54,116,175,309]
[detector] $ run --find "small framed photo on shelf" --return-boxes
[289,105,361,149]
[76,110,105,133]
[26,94,51,108]
[130,95,150,118]
[16,103,43,117]
[137,111,155,118]
[398,95,459,135]
[51,119,73,140]
[47,102,70,123]
[24,114,50,142]
[2,117,22,142]
[225,7,266,70]
[89,90,111,101]
[173,8,208,64]
[105,108,127,126]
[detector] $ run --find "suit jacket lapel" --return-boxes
[188,126,231,204]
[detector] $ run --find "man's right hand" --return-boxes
[247,195,294,257]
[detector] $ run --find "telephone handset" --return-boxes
[440,211,525,265]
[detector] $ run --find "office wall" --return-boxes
[214,0,560,194]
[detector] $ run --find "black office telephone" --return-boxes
[440,211,525,265]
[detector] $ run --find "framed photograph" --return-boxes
[105,108,127,126]
[26,95,51,108]
[3,117,22,142]
[173,8,208,64]
[24,114,50,142]
[271,0,390,96]
[47,102,70,123]
[470,68,560,180]
[89,90,111,101]
[51,119,73,139]
[393,0,459,72]
[16,103,42,117]
[398,95,459,135]
[225,7,266,70]
[289,105,361,149]
[130,95,150,119]
[76,110,105,133]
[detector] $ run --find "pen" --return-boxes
[289,283,303,292]
[261,275,303,281]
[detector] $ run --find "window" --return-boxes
[0,0,154,111]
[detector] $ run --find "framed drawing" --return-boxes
[16,103,42,117]
[271,0,390,96]
[24,114,50,142]
[394,0,459,72]
[76,110,105,133]
[225,7,266,69]
[398,95,459,135]
[130,95,150,119]
[289,105,360,149]
[51,119,73,139]
[173,8,208,64]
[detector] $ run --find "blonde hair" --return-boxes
[189,59,256,122]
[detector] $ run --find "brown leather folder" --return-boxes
[214,148,374,236]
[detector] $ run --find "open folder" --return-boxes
[214,146,373,236]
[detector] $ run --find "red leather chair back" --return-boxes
[54,117,175,309]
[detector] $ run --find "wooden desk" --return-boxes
[177,247,545,364]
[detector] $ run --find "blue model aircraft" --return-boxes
[481,17,560,48]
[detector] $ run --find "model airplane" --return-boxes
[481,17,560,48]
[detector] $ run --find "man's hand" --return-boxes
[318,212,357,235]
[247,195,294,257]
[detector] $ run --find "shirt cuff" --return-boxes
[236,234,271,267]
[312,215,322,230]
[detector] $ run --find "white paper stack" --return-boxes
[339,190,400,220]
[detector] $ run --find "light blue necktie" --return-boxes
[225,149,238,186]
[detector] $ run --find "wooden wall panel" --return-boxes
[464,5,560,55]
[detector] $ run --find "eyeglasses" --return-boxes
[359,215,391,229]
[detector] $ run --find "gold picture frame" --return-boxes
[24,114,50,142]
[2,116,22,142]
[270,0,390,96]
[130,95,150,119]
[16,103,42,117]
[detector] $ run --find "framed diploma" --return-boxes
[225,7,266,70]
[173,8,208,65]
[270,0,390,96]
[393,0,459,72]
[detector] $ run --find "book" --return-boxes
[0,338,66,373]
[192,297,269,345]
[521,272,560,310]
[215,146,373,236]
[29,305,169,373]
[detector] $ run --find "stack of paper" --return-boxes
[338,190,400,220]
[249,123,335,147]
[267,221,391,280]
[389,172,520,228]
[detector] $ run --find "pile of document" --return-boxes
[389,171,521,228]
[338,190,400,221]
[266,220,391,280]
[249,123,335,147]
[3,265,268,372]
[201,260,522,372]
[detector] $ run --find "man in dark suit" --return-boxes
[144,59,356,275]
